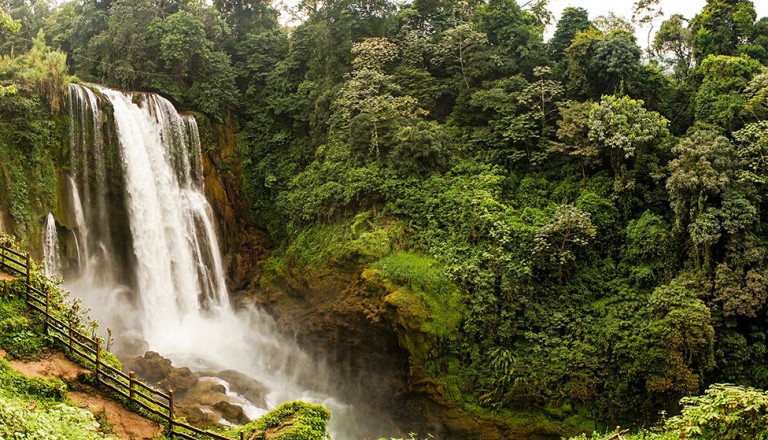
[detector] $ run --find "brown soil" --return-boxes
[5,349,164,440]
[69,387,164,440]
[0,270,15,281]
[9,350,89,381]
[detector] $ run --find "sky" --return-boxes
[277,0,768,47]
[547,0,768,46]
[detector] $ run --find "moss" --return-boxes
[261,213,404,285]
[229,401,331,440]
[374,252,463,338]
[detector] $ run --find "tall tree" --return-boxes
[551,100,597,186]
[666,130,741,270]
[533,204,596,285]
[653,14,694,81]
[474,0,547,76]
[691,0,759,62]
[694,54,763,131]
[632,0,663,55]
[588,94,669,191]
[548,6,590,63]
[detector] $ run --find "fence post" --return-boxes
[25,253,30,300]
[45,289,50,334]
[129,371,136,401]
[68,322,73,352]
[95,338,101,385]
[240,431,245,440]
[168,388,175,433]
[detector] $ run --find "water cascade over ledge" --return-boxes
[61,84,395,439]
[42,212,61,277]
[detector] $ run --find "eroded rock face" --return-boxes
[124,351,269,428]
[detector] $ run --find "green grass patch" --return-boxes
[0,358,109,439]
[0,284,48,359]
[262,212,403,283]
[228,400,331,440]
[374,252,463,338]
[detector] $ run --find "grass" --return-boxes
[373,252,463,338]
[0,357,110,439]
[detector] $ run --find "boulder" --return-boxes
[213,401,250,425]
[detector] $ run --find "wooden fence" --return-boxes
[0,244,248,440]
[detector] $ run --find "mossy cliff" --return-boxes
[216,213,582,439]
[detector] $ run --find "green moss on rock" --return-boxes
[230,401,331,440]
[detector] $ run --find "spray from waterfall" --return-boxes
[42,213,61,277]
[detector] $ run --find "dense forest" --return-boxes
[3,0,768,437]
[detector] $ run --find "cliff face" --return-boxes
[195,111,243,253]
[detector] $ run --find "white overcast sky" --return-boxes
[547,0,768,45]
[277,0,768,47]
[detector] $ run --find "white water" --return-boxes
[62,84,388,439]
[42,213,61,277]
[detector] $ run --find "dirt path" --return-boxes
[0,269,15,281]
[4,349,164,440]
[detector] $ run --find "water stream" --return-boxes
[61,84,395,439]
[42,213,61,277]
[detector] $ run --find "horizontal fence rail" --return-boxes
[0,244,241,440]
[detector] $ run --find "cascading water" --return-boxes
[63,84,394,439]
[42,213,61,277]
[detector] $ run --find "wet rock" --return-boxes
[164,367,198,397]
[213,401,250,425]
[123,351,199,397]
[178,406,220,427]
[183,378,230,405]
[124,351,173,384]
[215,370,268,407]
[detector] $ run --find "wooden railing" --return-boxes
[0,244,247,440]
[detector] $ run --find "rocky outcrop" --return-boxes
[124,351,269,428]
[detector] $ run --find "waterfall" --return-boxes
[65,84,389,439]
[98,87,229,331]
[42,213,61,277]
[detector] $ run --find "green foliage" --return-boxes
[0,359,107,439]
[623,211,674,284]
[588,95,669,185]
[231,401,331,440]
[653,14,694,81]
[691,0,762,62]
[532,204,596,284]
[0,314,48,359]
[375,252,463,338]
[0,8,21,32]
[693,54,763,130]
[570,384,768,440]
[549,7,591,63]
